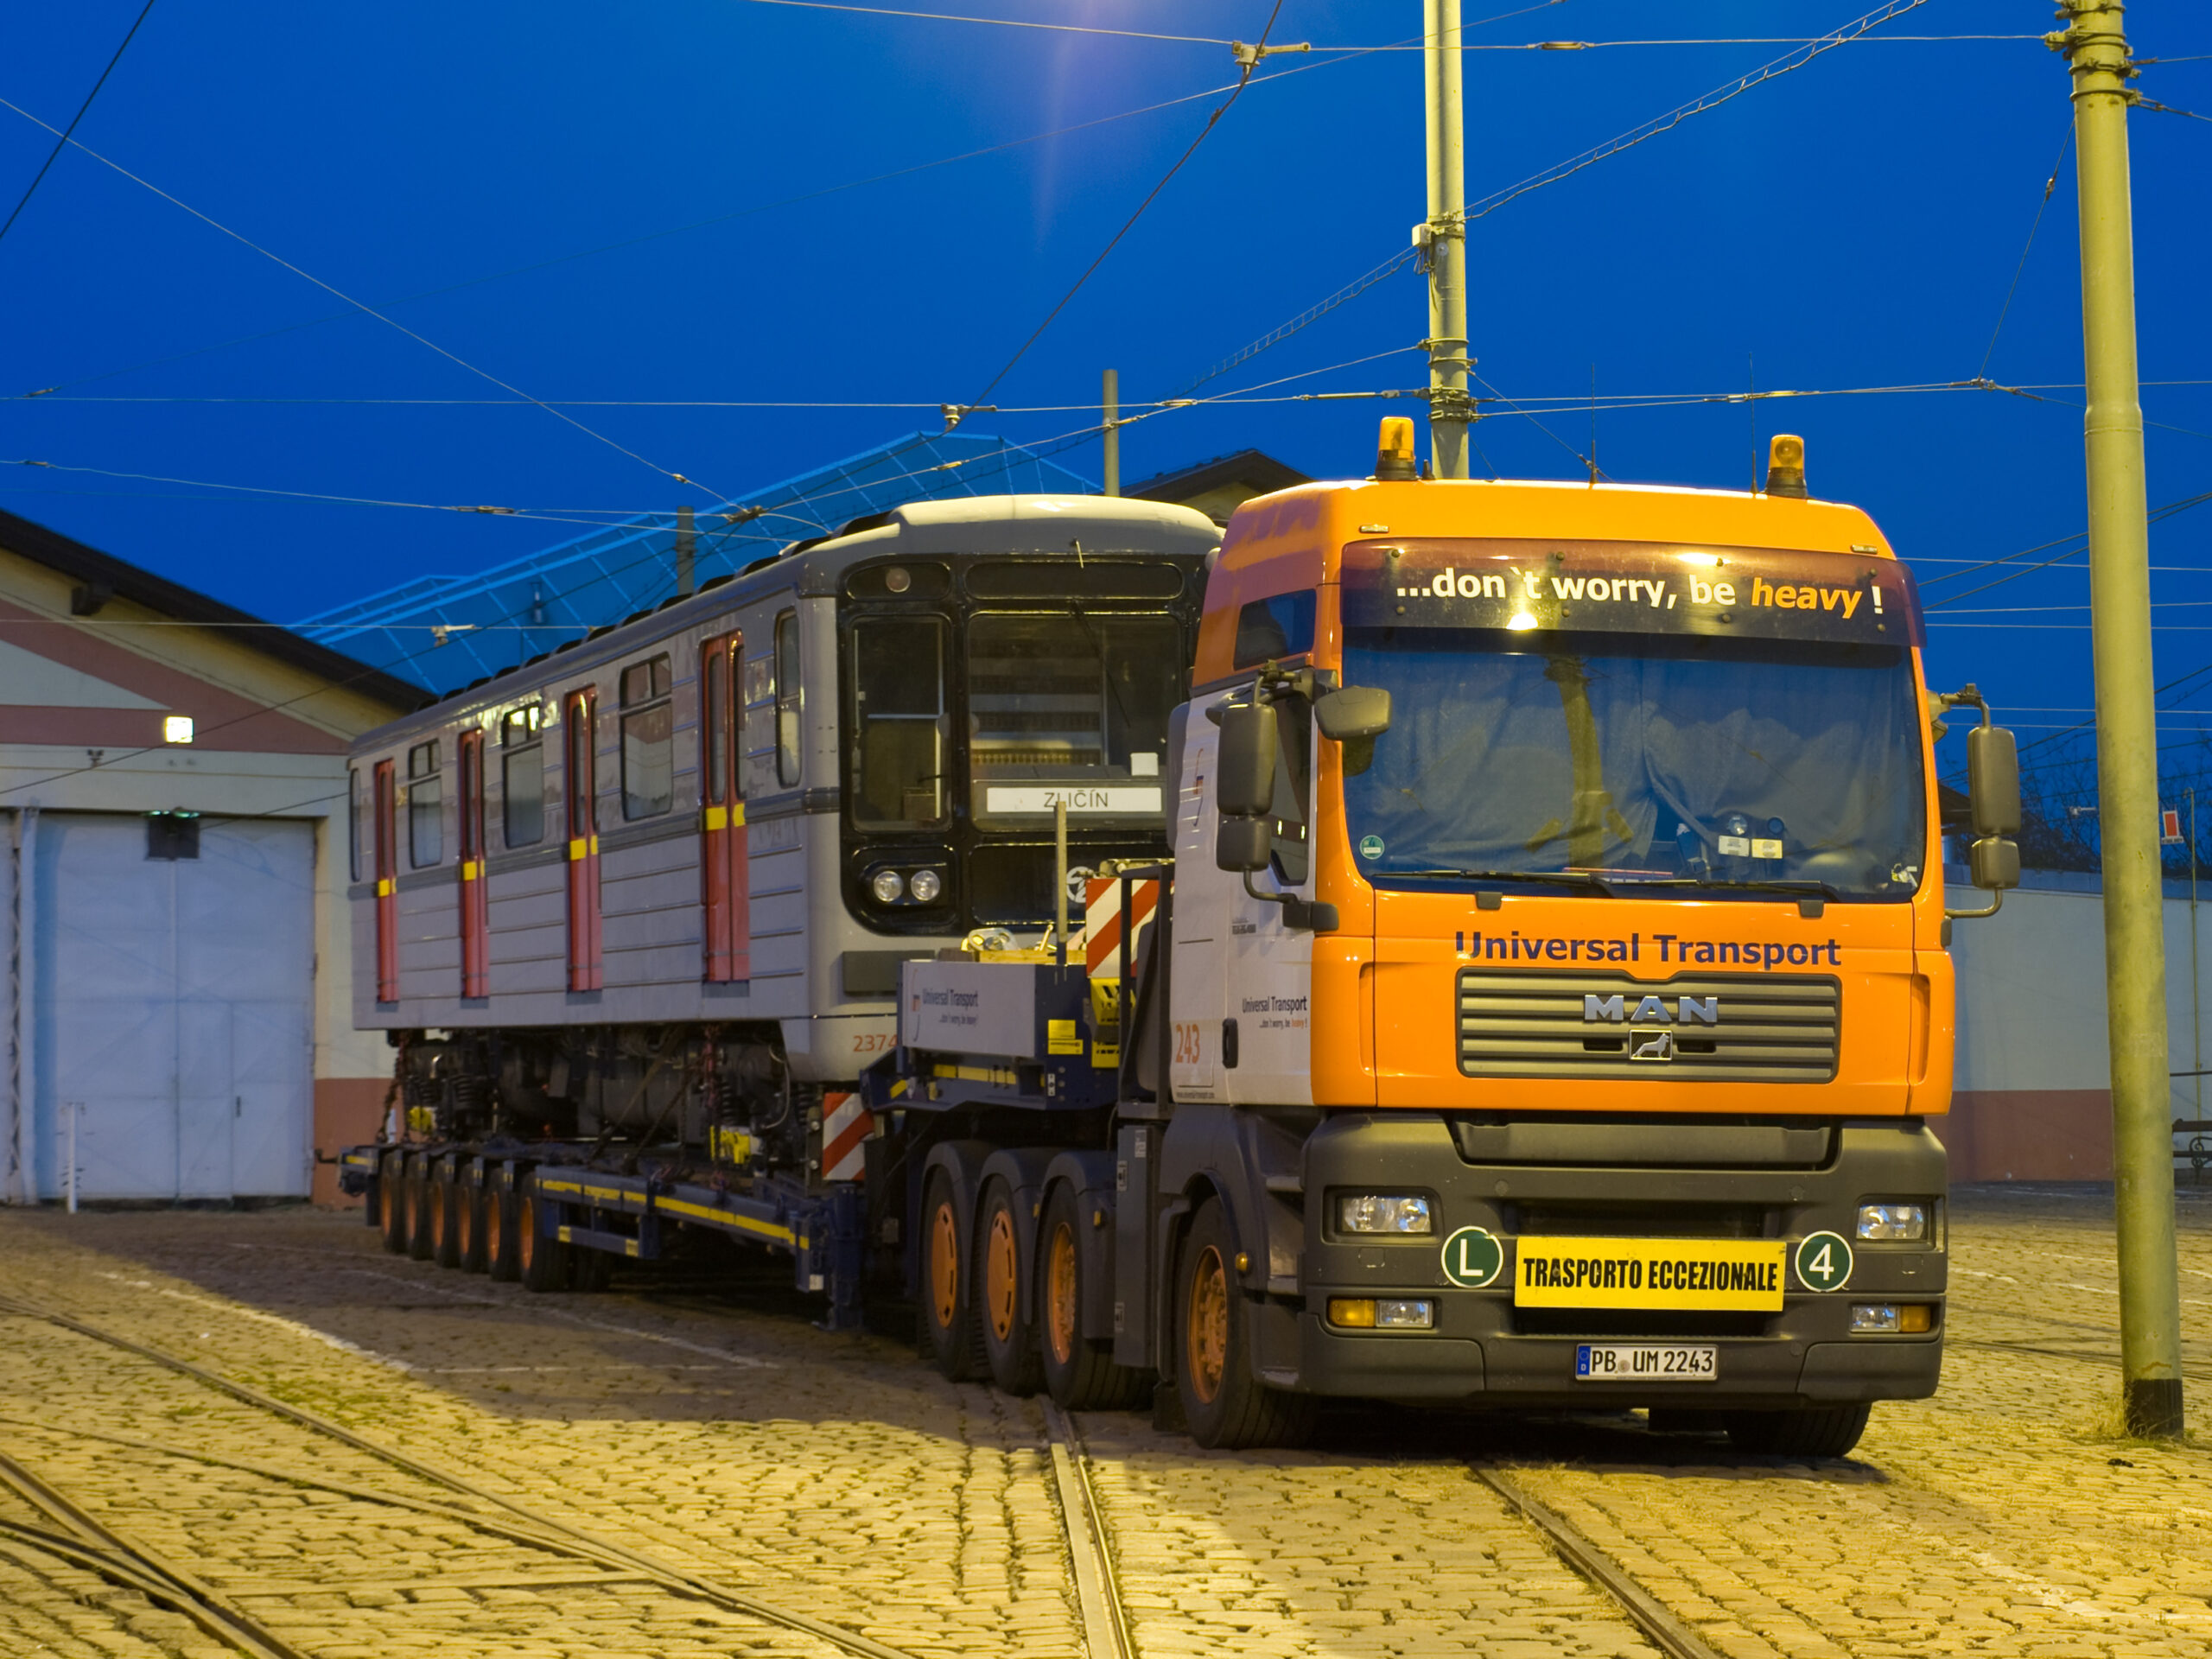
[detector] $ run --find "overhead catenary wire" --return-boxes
[1977,123,2075,383]
[0,0,160,250]
[0,95,723,499]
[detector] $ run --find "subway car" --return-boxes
[341,495,1217,1310]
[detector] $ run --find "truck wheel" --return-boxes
[1724,1403,1872,1459]
[977,1181,1042,1396]
[921,1171,983,1382]
[484,1188,520,1283]
[431,1166,462,1269]
[378,1153,409,1254]
[457,1179,486,1274]
[518,1190,570,1293]
[1039,1184,1147,1411]
[406,1156,436,1261]
[363,1174,384,1228]
[1174,1199,1314,1450]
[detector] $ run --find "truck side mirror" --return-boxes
[1969,835,2019,893]
[1314,685,1392,741]
[1216,815,1273,873]
[1967,724,2020,837]
[1216,702,1279,817]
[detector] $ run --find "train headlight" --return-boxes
[1337,1194,1433,1235]
[908,868,943,903]
[870,869,906,904]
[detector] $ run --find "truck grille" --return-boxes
[1457,970,1840,1083]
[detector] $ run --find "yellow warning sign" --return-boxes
[1512,1236,1786,1311]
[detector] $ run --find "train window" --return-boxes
[702,639,742,804]
[775,610,802,786]
[500,707,545,846]
[347,766,363,882]
[967,613,1181,782]
[620,653,674,819]
[1233,591,1316,669]
[408,740,442,868]
[852,618,947,828]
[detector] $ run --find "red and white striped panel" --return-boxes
[1084,877,1160,977]
[822,1091,874,1183]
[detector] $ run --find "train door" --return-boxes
[372,759,398,1002]
[700,633,750,982]
[457,725,489,998]
[563,689,602,992]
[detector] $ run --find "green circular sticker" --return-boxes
[1358,835,1385,860]
[1794,1230,1854,1293]
[1440,1226,1503,1289]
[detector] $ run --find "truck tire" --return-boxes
[518,1189,570,1293]
[406,1155,436,1261]
[431,1165,462,1269]
[1039,1184,1147,1411]
[457,1179,486,1274]
[484,1188,520,1283]
[977,1180,1042,1396]
[921,1170,983,1382]
[1724,1403,1871,1459]
[378,1153,409,1254]
[1174,1199,1315,1451]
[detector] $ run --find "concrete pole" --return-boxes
[1102,369,1120,497]
[1423,0,1469,479]
[2063,0,2183,1439]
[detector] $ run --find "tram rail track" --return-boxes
[0,1292,924,1659]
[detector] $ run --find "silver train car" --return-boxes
[341,495,1217,1305]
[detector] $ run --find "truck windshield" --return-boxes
[1341,627,1928,900]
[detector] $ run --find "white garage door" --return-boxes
[34,813,315,1201]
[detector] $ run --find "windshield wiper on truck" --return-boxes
[1615,875,1847,900]
[1389,869,1620,895]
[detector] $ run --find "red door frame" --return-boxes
[700,633,751,982]
[458,726,490,997]
[564,689,602,991]
[372,759,398,1001]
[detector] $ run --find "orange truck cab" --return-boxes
[1119,428,2017,1452]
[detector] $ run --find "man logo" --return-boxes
[1583,993,1719,1026]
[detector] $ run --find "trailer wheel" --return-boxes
[1723,1403,1872,1459]
[518,1190,570,1293]
[378,1153,409,1255]
[405,1155,436,1261]
[976,1182,1042,1395]
[1174,1199,1314,1450]
[921,1170,983,1381]
[431,1166,462,1269]
[484,1188,519,1283]
[1039,1184,1147,1411]
[457,1179,486,1274]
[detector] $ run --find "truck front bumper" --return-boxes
[1283,1112,1946,1408]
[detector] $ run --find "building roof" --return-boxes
[0,505,426,710]
[1128,449,1311,515]
[298,429,1098,691]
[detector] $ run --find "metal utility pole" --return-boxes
[1422,0,1469,479]
[675,504,696,598]
[2062,0,2183,1439]
[1102,369,1121,497]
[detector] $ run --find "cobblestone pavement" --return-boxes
[0,1184,2204,1658]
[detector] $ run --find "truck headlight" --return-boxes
[1337,1194,1433,1235]
[1856,1203,1927,1242]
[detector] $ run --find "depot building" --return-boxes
[0,508,419,1205]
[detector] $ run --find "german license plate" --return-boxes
[1575,1343,1719,1382]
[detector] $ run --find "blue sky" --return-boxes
[3,1,2208,795]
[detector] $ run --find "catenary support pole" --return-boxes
[675,505,696,598]
[1102,369,1120,497]
[2063,0,2183,1438]
[1423,0,1469,479]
